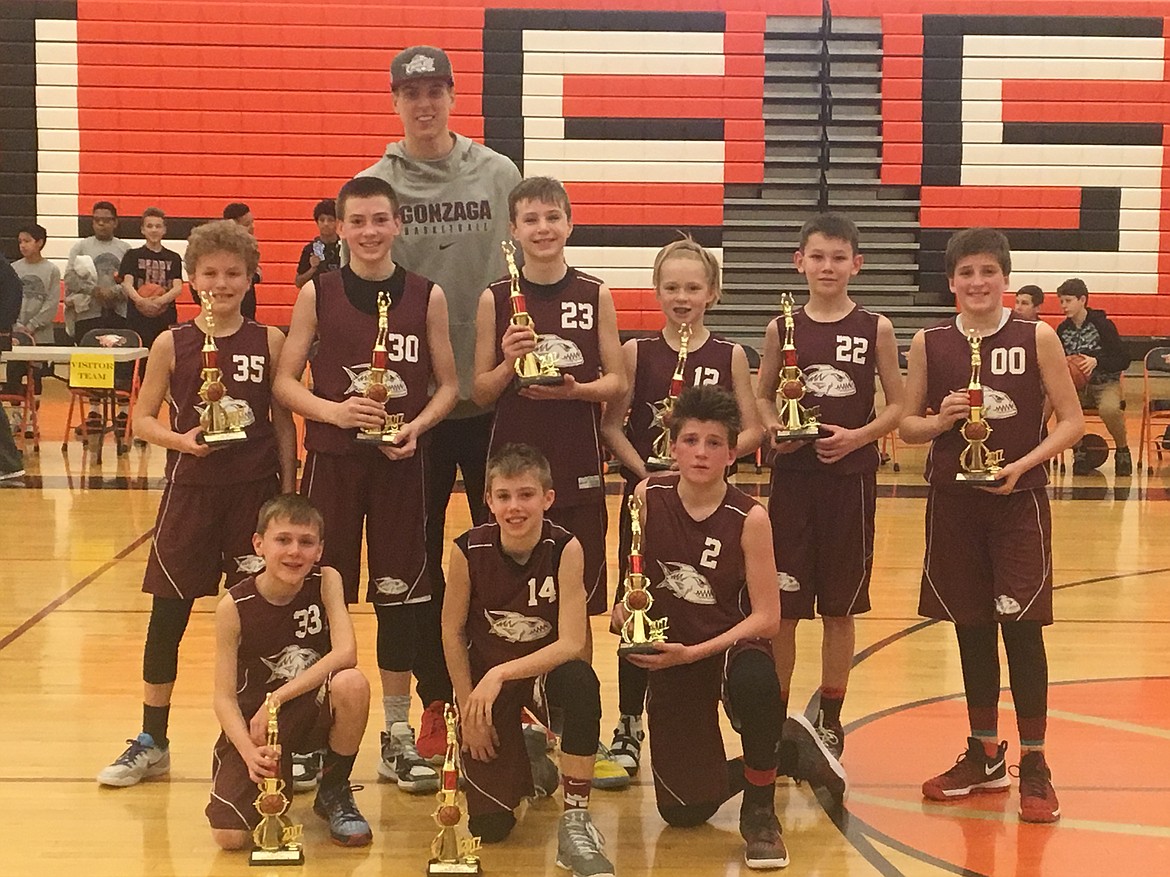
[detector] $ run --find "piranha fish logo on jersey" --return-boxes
[234,554,266,574]
[983,388,1018,420]
[374,577,410,596]
[994,595,1022,616]
[804,364,857,398]
[262,645,322,682]
[534,334,584,369]
[484,610,552,643]
[343,365,408,399]
[656,561,717,605]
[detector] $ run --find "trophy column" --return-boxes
[428,704,482,875]
[501,240,563,387]
[618,495,668,655]
[956,329,1005,483]
[772,292,826,443]
[196,290,249,445]
[355,290,404,444]
[250,694,304,866]
[647,323,690,471]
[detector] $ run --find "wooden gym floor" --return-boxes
[2,381,1168,876]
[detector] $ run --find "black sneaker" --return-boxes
[740,803,789,870]
[1115,448,1132,477]
[781,715,847,805]
[1072,447,1092,475]
[76,411,103,437]
[313,783,373,846]
[813,709,844,760]
[291,749,323,792]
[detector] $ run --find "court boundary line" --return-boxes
[0,529,153,652]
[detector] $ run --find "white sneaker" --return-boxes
[379,723,439,793]
[608,714,644,774]
[97,733,170,787]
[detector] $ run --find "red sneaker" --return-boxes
[415,700,447,764]
[1015,751,1061,823]
[922,737,1010,801]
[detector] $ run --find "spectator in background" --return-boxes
[0,253,24,480]
[1013,284,1044,321]
[294,199,342,289]
[64,200,130,340]
[120,207,183,351]
[1056,278,1132,475]
[6,224,61,436]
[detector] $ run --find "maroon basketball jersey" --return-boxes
[230,569,331,717]
[166,320,278,485]
[626,332,737,467]
[487,268,604,507]
[923,315,1047,490]
[456,519,573,676]
[641,474,757,646]
[769,305,881,475]
[304,267,433,456]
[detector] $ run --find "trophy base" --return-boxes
[955,471,1004,485]
[518,373,564,388]
[249,846,304,866]
[354,430,402,445]
[618,641,665,656]
[645,456,674,472]
[197,430,248,446]
[773,424,829,443]
[427,858,482,875]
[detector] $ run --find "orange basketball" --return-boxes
[258,793,286,816]
[1067,355,1090,391]
[780,379,805,400]
[437,805,462,827]
[138,282,166,298]
[625,589,649,612]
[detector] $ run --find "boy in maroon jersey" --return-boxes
[442,444,614,877]
[472,176,628,788]
[274,175,459,793]
[600,236,762,775]
[621,385,787,870]
[98,220,296,789]
[207,494,373,850]
[900,227,1083,823]
[755,213,904,795]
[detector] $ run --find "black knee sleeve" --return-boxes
[617,656,648,717]
[142,597,194,685]
[468,810,516,844]
[1001,621,1047,718]
[658,802,720,828]
[956,623,1001,709]
[373,602,416,672]
[726,649,781,771]
[547,660,601,757]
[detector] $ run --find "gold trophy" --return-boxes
[250,694,305,866]
[772,292,827,443]
[355,290,404,444]
[618,495,668,656]
[956,329,1004,483]
[502,240,563,387]
[647,323,691,471]
[428,704,482,876]
[197,290,250,445]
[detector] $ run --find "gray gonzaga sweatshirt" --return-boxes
[356,133,522,419]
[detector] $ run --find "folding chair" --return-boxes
[1137,346,1170,475]
[61,327,143,460]
[0,329,39,452]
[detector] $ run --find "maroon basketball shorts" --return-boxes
[301,448,429,606]
[645,639,771,809]
[461,677,544,818]
[919,486,1053,625]
[769,469,876,619]
[142,476,279,599]
[205,681,333,831]
[547,501,609,616]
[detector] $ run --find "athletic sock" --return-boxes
[384,694,411,731]
[142,704,170,749]
[319,748,357,792]
[743,766,777,809]
[562,775,592,811]
[819,687,846,725]
[725,757,746,800]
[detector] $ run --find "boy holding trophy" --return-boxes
[206,494,374,851]
[754,214,903,789]
[623,386,788,870]
[441,444,614,877]
[98,220,296,788]
[899,227,1082,823]
[274,176,459,792]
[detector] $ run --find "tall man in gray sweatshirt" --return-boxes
[354,45,521,760]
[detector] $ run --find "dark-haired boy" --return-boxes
[120,207,183,351]
[6,225,60,435]
[274,174,459,793]
[207,493,373,850]
[1055,278,1132,475]
[900,227,1083,824]
[622,385,788,870]
[1013,285,1044,321]
[755,213,903,788]
[295,199,342,290]
[64,200,129,341]
[442,443,613,876]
